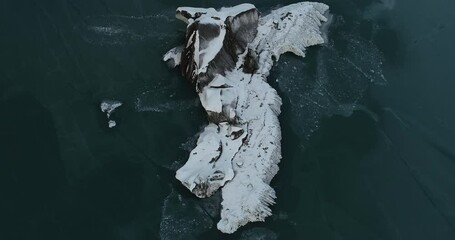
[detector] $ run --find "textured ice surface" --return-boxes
[79,13,178,46]
[273,17,387,140]
[134,84,198,113]
[240,227,278,240]
[134,96,196,113]
[160,189,215,240]
[165,2,329,233]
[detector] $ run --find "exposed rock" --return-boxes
[177,4,259,91]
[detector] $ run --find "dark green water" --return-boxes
[1,0,455,239]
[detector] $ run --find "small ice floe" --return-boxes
[108,120,117,128]
[100,100,123,128]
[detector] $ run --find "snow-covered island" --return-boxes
[164,2,329,233]
[100,100,122,128]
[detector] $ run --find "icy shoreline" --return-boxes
[164,2,329,233]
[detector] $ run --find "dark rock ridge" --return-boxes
[179,8,259,91]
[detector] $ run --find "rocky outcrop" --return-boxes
[164,2,329,233]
